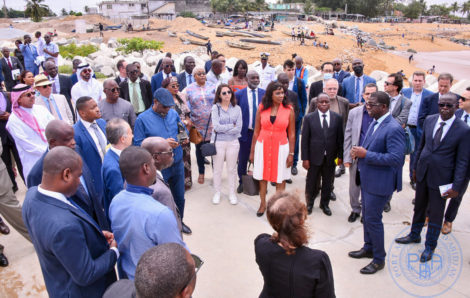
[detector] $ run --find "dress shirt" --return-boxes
[110,146,122,157]
[433,115,456,141]
[48,74,61,94]
[40,94,63,120]
[461,111,470,126]
[374,112,391,133]
[407,90,423,126]
[118,76,126,83]
[80,119,106,160]
[38,185,75,208]
[128,78,145,113]
[185,71,193,86]
[288,78,295,91]
[43,42,59,65]
[254,64,276,90]
[389,95,400,114]
[160,71,173,80]
[247,88,259,129]
[319,110,330,128]
[36,37,45,56]
[359,106,374,146]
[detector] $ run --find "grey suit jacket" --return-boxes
[391,94,411,126]
[34,94,74,125]
[343,105,365,164]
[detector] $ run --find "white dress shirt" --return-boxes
[433,115,456,141]
[49,74,61,94]
[254,64,276,90]
[247,88,259,129]
[38,185,75,208]
[71,78,104,104]
[110,146,122,156]
[319,110,330,128]
[461,111,470,126]
[80,119,106,160]
[374,111,390,133]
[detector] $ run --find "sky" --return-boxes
[4,0,468,15]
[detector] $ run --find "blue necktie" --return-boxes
[66,197,98,228]
[251,89,257,126]
[355,77,361,103]
[465,114,468,124]
[188,74,193,84]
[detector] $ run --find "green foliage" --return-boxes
[403,0,426,19]
[116,37,164,54]
[304,0,313,14]
[68,10,83,16]
[59,43,98,59]
[61,8,68,16]
[210,0,267,14]
[95,72,107,79]
[58,65,73,74]
[179,11,197,18]
[314,0,343,11]
[427,4,451,16]
[315,7,331,13]
[25,0,54,22]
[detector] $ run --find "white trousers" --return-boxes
[213,139,240,194]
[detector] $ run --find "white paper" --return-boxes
[439,183,452,197]
[11,68,20,80]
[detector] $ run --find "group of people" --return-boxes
[0,35,469,297]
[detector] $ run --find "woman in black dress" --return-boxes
[255,191,335,298]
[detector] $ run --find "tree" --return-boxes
[462,1,470,16]
[427,4,450,16]
[404,0,426,19]
[61,8,68,16]
[304,0,313,14]
[25,0,51,22]
[84,6,89,13]
[451,1,459,15]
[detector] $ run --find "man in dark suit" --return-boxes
[119,63,152,114]
[302,93,343,216]
[154,52,176,74]
[114,59,127,85]
[177,56,196,91]
[342,58,376,108]
[1,47,24,91]
[74,96,108,195]
[22,147,117,298]
[396,94,470,262]
[27,120,109,230]
[349,91,405,274]
[151,57,177,94]
[309,62,343,103]
[44,61,75,122]
[332,58,351,84]
[235,70,265,193]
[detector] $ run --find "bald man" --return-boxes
[151,57,177,94]
[27,120,109,230]
[23,146,118,298]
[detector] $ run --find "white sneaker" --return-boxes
[212,192,221,205]
[229,193,238,205]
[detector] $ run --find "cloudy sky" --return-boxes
[5,0,468,15]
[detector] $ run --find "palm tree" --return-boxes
[461,1,470,17]
[25,0,50,22]
[451,1,459,15]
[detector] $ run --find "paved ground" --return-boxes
[1,155,470,298]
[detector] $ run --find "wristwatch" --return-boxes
[289,152,294,156]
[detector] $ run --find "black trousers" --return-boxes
[444,177,469,222]
[1,140,24,188]
[305,156,335,207]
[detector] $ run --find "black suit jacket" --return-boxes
[414,114,470,192]
[308,80,343,103]
[301,110,344,166]
[119,79,153,110]
[177,71,191,91]
[287,90,300,119]
[0,92,14,145]
[1,56,24,91]
[418,92,460,129]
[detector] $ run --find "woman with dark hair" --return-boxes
[249,82,295,216]
[210,84,242,205]
[163,76,193,189]
[228,59,248,93]
[19,71,34,86]
[255,191,335,298]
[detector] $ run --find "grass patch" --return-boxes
[59,43,98,59]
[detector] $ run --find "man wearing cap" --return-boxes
[6,84,54,178]
[71,63,104,104]
[34,74,74,125]
[133,88,192,235]
[254,53,276,90]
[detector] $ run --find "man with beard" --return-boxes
[71,63,104,104]
[342,58,376,108]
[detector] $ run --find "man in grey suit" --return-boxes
[344,83,377,222]
[384,73,411,127]
[1,47,24,91]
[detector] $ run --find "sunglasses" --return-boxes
[438,103,455,108]
[154,149,174,156]
[333,62,341,65]
[164,64,172,68]
[22,92,35,98]
[384,81,393,86]
[461,97,468,102]
[195,73,206,76]
[106,87,121,93]
[221,91,232,96]
[40,84,52,89]
[170,84,179,88]
[82,69,91,73]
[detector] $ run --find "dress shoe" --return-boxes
[237,184,243,194]
[348,248,373,259]
[320,205,332,216]
[348,212,360,223]
[212,192,221,205]
[410,181,416,190]
[204,157,210,165]
[307,204,313,215]
[395,234,421,244]
[360,261,384,274]
[420,248,434,263]
[383,201,391,212]
[256,205,266,217]
[441,221,452,234]
[229,193,238,205]
[330,192,336,201]
[335,167,345,177]
[182,222,192,235]
[0,253,8,267]
[285,179,292,184]
[0,219,10,235]
[291,167,298,175]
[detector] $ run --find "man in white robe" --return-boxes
[71,63,104,104]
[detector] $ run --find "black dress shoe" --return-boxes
[410,181,416,190]
[348,248,373,259]
[237,184,243,194]
[330,192,336,201]
[204,157,210,165]
[320,205,332,216]
[420,248,434,263]
[348,212,360,223]
[182,222,192,235]
[360,261,384,274]
[291,167,298,175]
[307,204,313,215]
[335,167,345,177]
[395,234,421,244]
[285,179,292,184]
[0,253,8,267]
[0,219,10,235]
[383,201,391,212]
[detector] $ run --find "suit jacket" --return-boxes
[119,79,153,110]
[301,110,344,166]
[287,90,300,120]
[334,70,351,84]
[102,149,124,218]
[414,114,470,192]
[455,109,470,178]
[308,80,343,103]
[0,92,14,145]
[151,71,177,95]
[235,87,265,142]
[22,187,117,298]
[418,92,460,129]
[292,77,307,120]
[401,87,433,103]
[390,94,412,126]
[308,95,349,130]
[114,75,126,86]
[342,75,376,103]
[358,115,405,196]
[177,71,194,91]
[343,105,365,164]
[1,56,24,91]
[34,94,74,125]
[74,119,107,194]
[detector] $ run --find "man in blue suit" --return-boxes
[74,96,108,195]
[332,58,351,84]
[348,91,405,274]
[151,57,177,94]
[235,70,265,193]
[342,58,376,107]
[396,94,470,262]
[177,56,196,91]
[102,118,133,217]
[27,120,109,230]
[401,71,433,189]
[22,147,117,298]
[19,35,39,75]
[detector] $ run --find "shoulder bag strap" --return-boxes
[203,113,211,140]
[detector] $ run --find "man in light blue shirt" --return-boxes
[109,146,188,280]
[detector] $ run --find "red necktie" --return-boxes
[7,58,12,70]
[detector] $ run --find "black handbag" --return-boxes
[242,162,260,196]
[200,107,218,157]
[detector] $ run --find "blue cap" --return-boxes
[153,88,175,107]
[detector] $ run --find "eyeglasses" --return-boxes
[82,69,91,74]
[195,73,206,76]
[22,92,35,98]
[461,97,468,102]
[154,149,174,156]
[163,64,172,68]
[41,84,52,89]
[384,81,393,86]
[105,87,121,93]
[221,91,232,96]
[365,101,382,107]
[438,103,455,108]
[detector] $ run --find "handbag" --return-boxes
[189,126,203,144]
[200,107,218,157]
[242,162,260,196]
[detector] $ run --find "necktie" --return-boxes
[131,82,140,112]
[322,114,328,138]
[66,197,98,228]
[52,79,57,93]
[464,114,468,124]
[334,72,339,80]
[91,122,107,156]
[251,89,257,127]
[355,77,361,103]
[47,97,61,120]
[433,122,446,148]
[188,74,193,84]
[6,58,12,70]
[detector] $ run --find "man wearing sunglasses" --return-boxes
[100,79,136,127]
[384,73,411,128]
[331,58,350,84]
[151,57,177,94]
[119,64,152,115]
[71,63,104,104]
[396,94,470,263]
